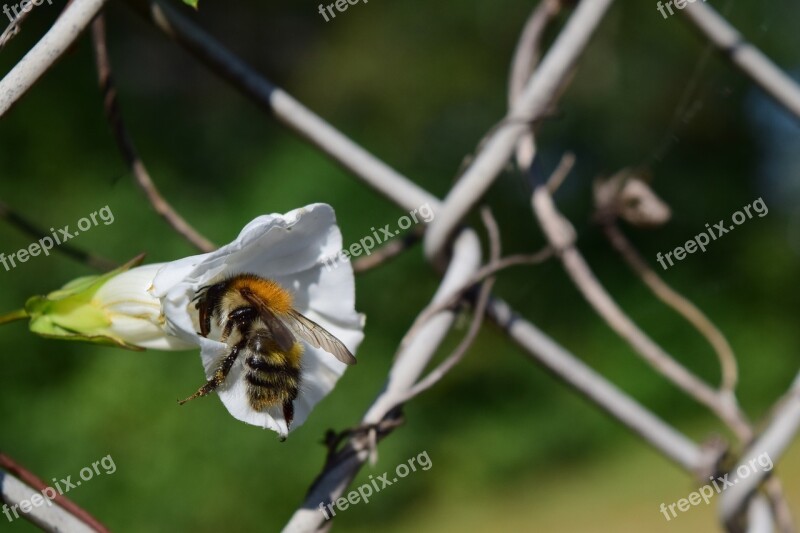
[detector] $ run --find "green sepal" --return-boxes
[21,254,147,351]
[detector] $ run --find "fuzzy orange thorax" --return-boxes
[228,276,294,315]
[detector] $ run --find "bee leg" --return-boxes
[283,401,295,429]
[221,307,258,342]
[178,339,246,405]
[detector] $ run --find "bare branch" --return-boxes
[485,296,708,473]
[531,182,753,441]
[399,250,553,351]
[720,372,800,530]
[424,0,615,264]
[508,0,564,105]
[508,0,564,169]
[393,208,502,404]
[601,222,739,393]
[0,0,109,117]
[91,16,216,253]
[546,151,575,194]
[682,2,800,121]
[0,1,33,50]
[123,0,438,214]
[284,230,482,532]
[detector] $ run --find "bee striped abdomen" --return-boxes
[244,331,303,422]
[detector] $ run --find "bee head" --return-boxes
[193,280,228,337]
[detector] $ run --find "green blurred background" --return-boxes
[1,0,798,531]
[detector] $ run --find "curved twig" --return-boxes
[393,208,502,405]
[508,0,564,170]
[398,249,554,351]
[0,0,108,117]
[682,1,800,121]
[720,372,800,532]
[532,180,753,441]
[423,0,615,265]
[601,221,738,393]
[0,3,31,50]
[284,230,482,532]
[91,15,216,253]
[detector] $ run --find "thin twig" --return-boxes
[592,172,792,530]
[394,279,494,406]
[91,16,216,253]
[424,0,615,264]
[0,0,108,116]
[720,372,800,532]
[285,230,482,532]
[603,225,794,533]
[508,0,564,170]
[601,221,739,393]
[682,1,800,121]
[485,295,710,473]
[531,178,753,441]
[394,208,503,405]
[0,198,117,271]
[398,249,553,351]
[0,4,31,50]
[0,0,71,50]
[546,151,575,193]
[508,0,565,105]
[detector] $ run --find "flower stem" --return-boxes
[0,309,28,325]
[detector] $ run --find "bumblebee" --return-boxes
[179,273,356,428]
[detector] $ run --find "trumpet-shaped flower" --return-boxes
[151,203,365,437]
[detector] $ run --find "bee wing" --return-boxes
[284,309,357,365]
[239,289,297,353]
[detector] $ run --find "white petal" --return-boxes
[107,315,194,350]
[95,263,193,350]
[95,263,166,307]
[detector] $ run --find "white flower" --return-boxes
[150,203,365,438]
